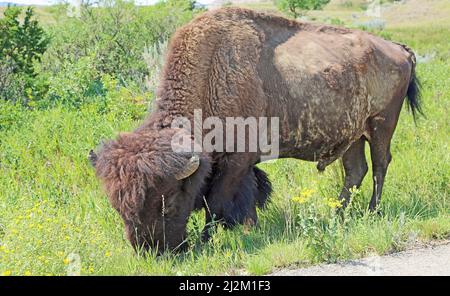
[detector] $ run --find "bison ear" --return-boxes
[88,150,98,167]
[174,155,200,180]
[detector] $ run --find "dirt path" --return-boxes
[271,241,450,276]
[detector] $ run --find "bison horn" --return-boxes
[175,155,200,180]
[88,150,98,167]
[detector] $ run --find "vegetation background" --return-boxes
[0,0,448,275]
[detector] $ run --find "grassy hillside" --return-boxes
[0,0,449,275]
[0,5,56,24]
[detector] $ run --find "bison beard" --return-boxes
[216,167,271,225]
[90,7,422,253]
[200,166,272,241]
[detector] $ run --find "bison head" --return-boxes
[90,128,210,253]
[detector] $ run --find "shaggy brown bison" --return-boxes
[89,8,422,253]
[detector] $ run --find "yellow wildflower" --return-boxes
[300,188,315,198]
[325,197,343,209]
[291,195,308,204]
[291,188,315,204]
[63,258,70,265]
[105,251,112,257]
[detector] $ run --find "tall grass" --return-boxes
[0,3,449,276]
[1,49,448,276]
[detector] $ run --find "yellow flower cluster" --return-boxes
[291,188,315,204]
[291,188,344,209]
[324,197,343,209]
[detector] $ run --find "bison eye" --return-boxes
[88,150,97,166]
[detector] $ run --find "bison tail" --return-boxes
[406,71,424,122]
[253,167,272,209]
[404,47,424,122]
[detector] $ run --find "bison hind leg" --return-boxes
[338,137,368,208]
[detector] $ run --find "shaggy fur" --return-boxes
[92,7,421,252]
[222,166,272,227]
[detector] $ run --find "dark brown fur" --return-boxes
[92,8,421,253]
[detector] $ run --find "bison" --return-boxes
[89,8,422,253]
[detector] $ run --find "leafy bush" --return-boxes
[44,56,101,109]
[0,99,27,131]
[100,74,149,120]
[29,0,198,109]
[0,60,27,104]
[0,7,49,77]
[43,1,195,87]
[0,1,197,109]
[276,0,330,18]
[0,6,49,104]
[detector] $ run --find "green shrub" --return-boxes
[100,74,150,120]
[276,0,330,18]
[0,6,50,104]
[0,7,49,77]
[42,0,196,92]
[0,59,27,104]
[29,0,197,109]
[0,99,27,131]
[44,56,101,109]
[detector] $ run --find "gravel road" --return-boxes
[271,242,450,276]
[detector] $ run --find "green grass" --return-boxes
[0,1,449,276]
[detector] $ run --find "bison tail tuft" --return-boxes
[402,46,424,123]
[406,71,424,123]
